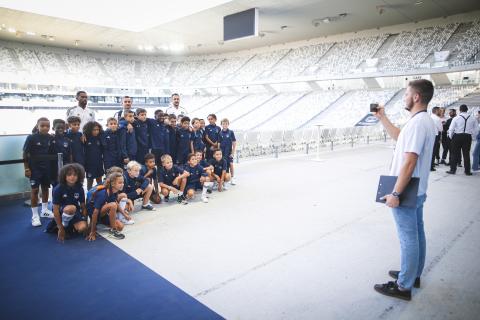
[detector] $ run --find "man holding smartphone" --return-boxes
[372,79,437,301]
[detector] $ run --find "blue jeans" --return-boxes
[391,194,427,290]
[472,137,480,171]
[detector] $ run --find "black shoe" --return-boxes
[164,195,169,202]
[207,189,212,194]
[446,170,455,174]
[440,160,447,165]
[458,164,463,167]
[388,270,420,288]
[109,229,125,240]
[465,172,472,176]
[430,168,436,172]
[374,281,411,301]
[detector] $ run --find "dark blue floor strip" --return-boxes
[0,201,224,320]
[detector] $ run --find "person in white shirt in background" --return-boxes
[430,106,443,171]
[66,91,95,130]
[470,110,480,172]
[446,104,479,175]
[165,93,188,119]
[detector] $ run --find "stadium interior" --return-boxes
[0,0,480,319]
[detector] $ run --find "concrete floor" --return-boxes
[100,143,480,320]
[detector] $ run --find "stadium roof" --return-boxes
[0,0,479,56]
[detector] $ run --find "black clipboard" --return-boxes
[376,175,420,208]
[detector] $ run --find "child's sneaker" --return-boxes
[206,189,212,194]
[177,195,188,205]
[31,214,41,227]
[108,229,125,240]
[201,196,209,203]
[164,195,169,202]
[141,203,155,211]
[230,177,236,185]
[223,183,229,190]
[40,208,54,218]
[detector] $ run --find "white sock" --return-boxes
[31,207,39,217]
[41,203,48,211]
[202,182,213,197]
[119,199,127,211]
[61,212,74,227]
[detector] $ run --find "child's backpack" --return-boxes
[86,184,106,208]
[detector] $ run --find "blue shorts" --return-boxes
[29,167,51,188]
[45,208,86,234]
[185,182,202,193]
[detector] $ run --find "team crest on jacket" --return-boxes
[74,193,80,199]
[63,142,68,148]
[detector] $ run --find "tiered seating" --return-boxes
[101,57,136,85]
[231,92,304,130]
[380,24,458,71]
[140,58,171,86]
[230,50,290,83]
[36,51,65,74]
[262,43,333,80]
[189,95,244,119]
[216,94,275,121]
[203,55,253,84]
[63,54,104,80]
[179,95,219,113]
[454,20,480,62]
[14,48,44,74]
[0,47,18,72]
[257,90,344,131]
[172,59,221,86]
[319,89,397,128]
[310,35,387,76]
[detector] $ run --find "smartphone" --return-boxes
[370,103,379,113]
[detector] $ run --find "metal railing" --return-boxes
[234,125,389,161]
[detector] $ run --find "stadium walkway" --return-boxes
[1,143,479,319]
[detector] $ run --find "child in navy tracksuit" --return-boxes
[123,161,155,211]
[23,117,55,226]
[102,117,122,171]
[219,118,237,185]
[83,121,104,189]
[119,110,137,166]
[190,118,205,154]
[46,163,88,241]
[176,116,192,165]
[134,108,150,163]
[204,114,221,160]
[51,119,73,186]
[147,110,170,167]
[66,116,85,167]
[184,153,212,203]
[209,148,230,192]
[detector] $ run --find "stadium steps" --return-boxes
[190,59,225,86]
[166,62,179,77]
[299,91,351,128]
[191,95,246,116]
[226,54,257,82]
[134,61,142,78]
[54,53,70,73]
[215,95,249,114]
[447,88,480,110]
[423,23,461,64]
[254,49,293,81]
[189,96,222,114]
[442,21,475,62]
[251,92,311,130]
[6,48,23,70]
[301,42,335,75]
[231,94,278,122]
[95,58,111,78]
[384,88,405,110]
[371,33,399,69]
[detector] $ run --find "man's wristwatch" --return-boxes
[391,191,401,198]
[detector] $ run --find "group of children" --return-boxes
[23,110,237,241]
